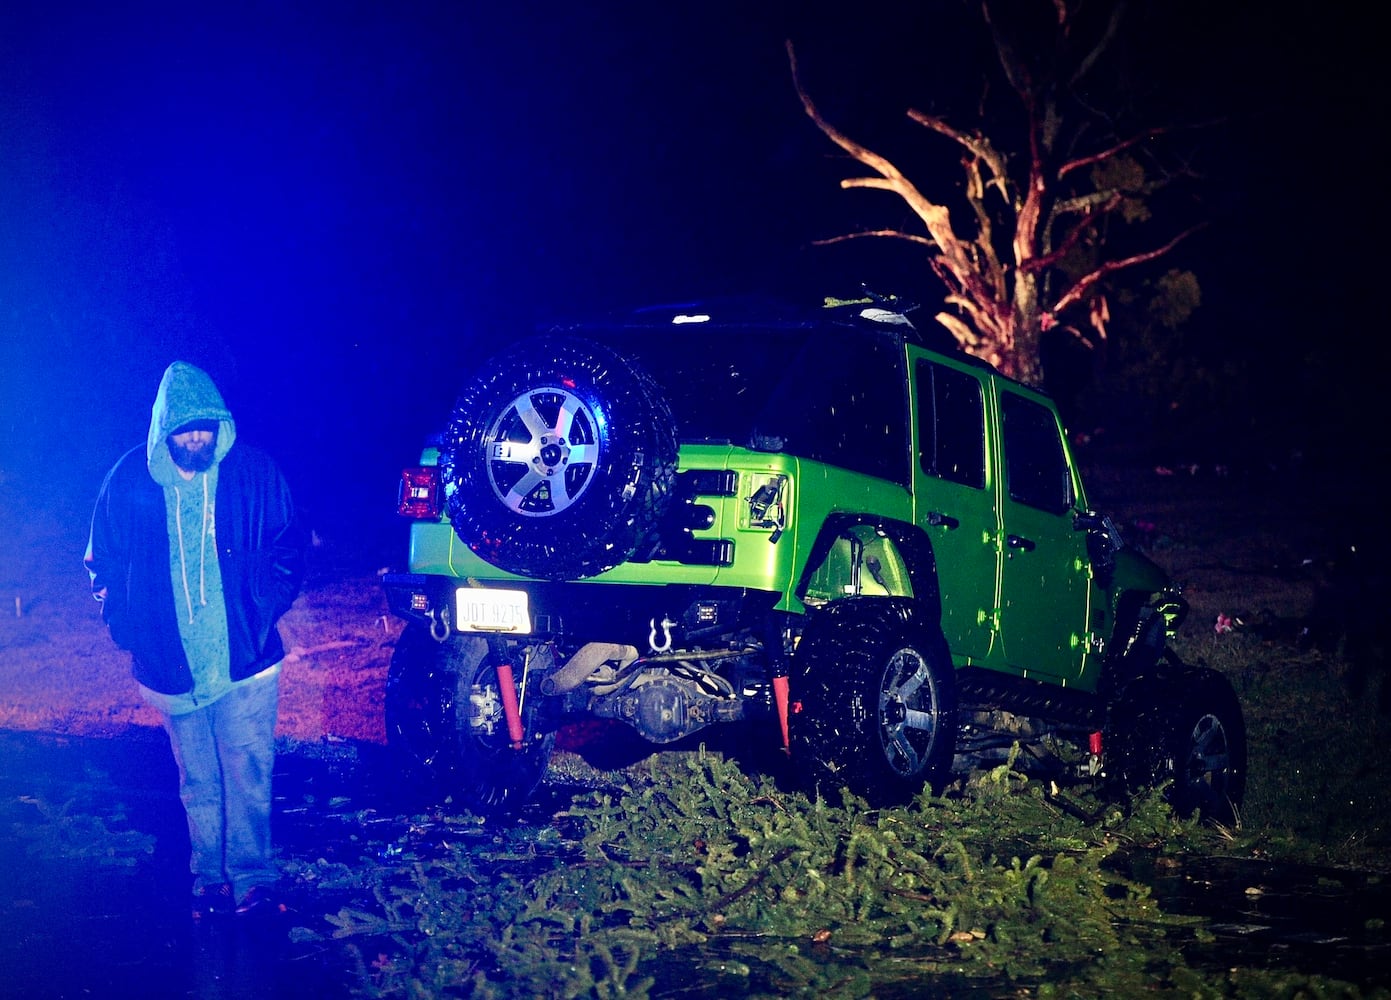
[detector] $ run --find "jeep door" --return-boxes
[994,387,1093,682]
[911,356,999,664]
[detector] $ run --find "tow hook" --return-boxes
[428,605,452,642]
[649,616,676,653]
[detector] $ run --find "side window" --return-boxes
[915,359,986,489]
[756,331,911,485]
[1000,391,1072,513]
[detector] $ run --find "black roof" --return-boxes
[546,293,940,346]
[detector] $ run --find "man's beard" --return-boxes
[169,439,216,473]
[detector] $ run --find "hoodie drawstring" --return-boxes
[173,477,212,625]
[199,475,210,609]
[174,486,193,624]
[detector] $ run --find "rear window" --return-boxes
[577,324,911,485]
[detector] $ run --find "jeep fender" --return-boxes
[1109,590,1167,676]
[795,514,942,623]
[1104,558,1188,693]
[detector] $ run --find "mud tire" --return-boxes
[1110,662,1247,825]
[789,598,957,807]
[385,624,554,815]
[440,336,678,580]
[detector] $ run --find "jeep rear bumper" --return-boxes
[383,573,787,654]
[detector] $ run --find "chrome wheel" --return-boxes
[878,647,943,778]
[483,387,599,516]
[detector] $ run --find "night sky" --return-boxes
[1,3,1381,545]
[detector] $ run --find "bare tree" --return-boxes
[788,2,1206,386]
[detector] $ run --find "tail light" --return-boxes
[397,466,442,519]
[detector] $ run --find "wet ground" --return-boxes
[2,727,1389,999]
[1121,851,1391,988]
[0,728,410,1000]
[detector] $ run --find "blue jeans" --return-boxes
[160,668,279,898]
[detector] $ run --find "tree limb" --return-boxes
[1067,1,1128,89]
[1052,188,1131,216]
[906,107,1012,203]
[809,230,936,249]
[1058,128,1171,180]
[1049,222,1207,317]
[962,156,1007,297]
[1024,193,1122,273]
[787,40,999,316]
[1058,118,1225,181]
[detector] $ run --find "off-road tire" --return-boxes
[1109,662,1247,825]
[789,598,957,807]
[385,624,554,815]
[439,336,678,580]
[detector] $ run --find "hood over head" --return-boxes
[146,362,237,485]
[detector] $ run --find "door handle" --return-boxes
[926,511,960,530]
[1006,534,1036,552]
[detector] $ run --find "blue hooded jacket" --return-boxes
[85,362,307,696]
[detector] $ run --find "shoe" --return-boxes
[234,885,280,916]
[192,883,234,919]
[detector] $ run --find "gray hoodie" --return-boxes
[146,360,236,486]
[86,361,306,700]
[146,363,241,713]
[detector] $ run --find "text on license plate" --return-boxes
[455,588,531,634]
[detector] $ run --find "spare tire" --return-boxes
[440,336,677,580]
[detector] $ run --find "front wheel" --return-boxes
[789,599,957,807]
[1110,663,1247,825]
[385,624,555,815]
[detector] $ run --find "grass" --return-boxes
[1098,462,1391,871]
[1187,630,1391,869]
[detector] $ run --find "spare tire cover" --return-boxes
[440,336,677,580]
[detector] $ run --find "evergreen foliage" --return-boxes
[285,749,1380,998]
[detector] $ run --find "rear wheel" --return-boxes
[385,624,555,815]
[789,599,957,807]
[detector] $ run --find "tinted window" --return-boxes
[586,325,911,484]
[1000,392,1072,512]
[916,360,985,489]
[754,330,909,483]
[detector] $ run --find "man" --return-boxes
[85,361,306,919]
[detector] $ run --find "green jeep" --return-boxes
[382,297,1245,820]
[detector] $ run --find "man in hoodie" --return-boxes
[85,361,306,919]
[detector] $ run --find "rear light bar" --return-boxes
[397,466,442,519]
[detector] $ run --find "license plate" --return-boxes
[455,588,531,634]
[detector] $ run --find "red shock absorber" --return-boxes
[1088,730,1104,777]
[494,662,525,750]
[773,675,791,752]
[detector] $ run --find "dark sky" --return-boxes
[1,2,1380,541]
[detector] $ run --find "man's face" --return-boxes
[168,429,217,473]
